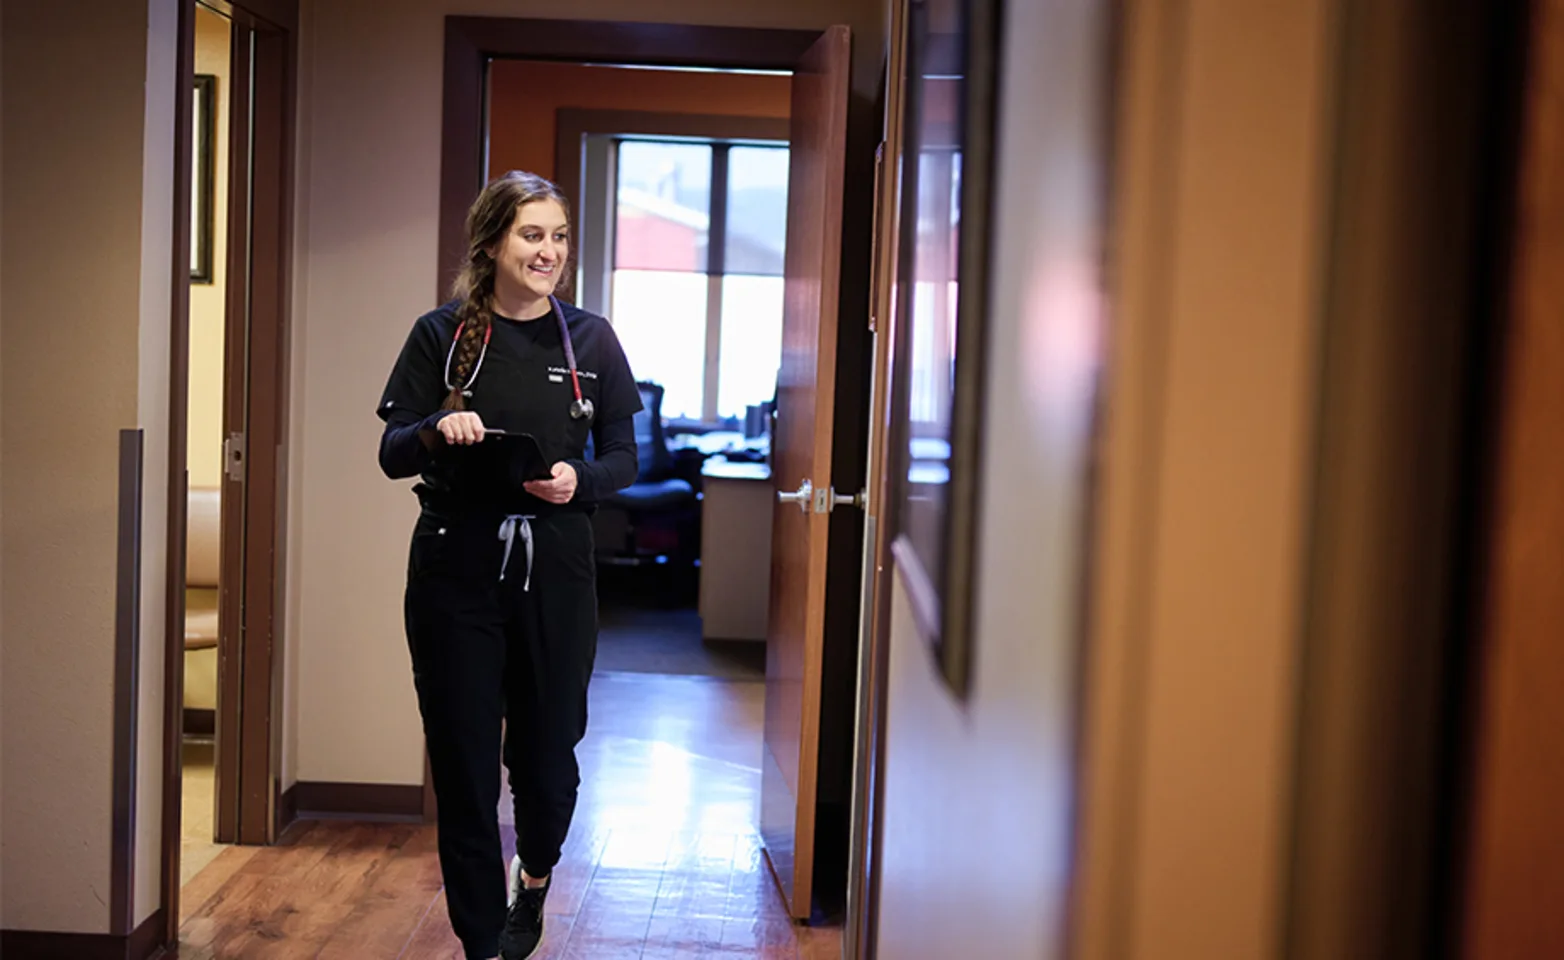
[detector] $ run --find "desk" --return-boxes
[699,459,773,642]
[671,430,769,460]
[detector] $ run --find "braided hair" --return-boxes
[443,171,574,411]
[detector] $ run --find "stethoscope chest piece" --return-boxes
[570,397,595,421]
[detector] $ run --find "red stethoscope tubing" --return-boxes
[444,296,591,420]
[549,296,586,409]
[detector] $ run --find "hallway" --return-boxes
[175,674,840,958]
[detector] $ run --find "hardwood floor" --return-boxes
[177,674,841,958]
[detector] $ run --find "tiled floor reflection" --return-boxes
[181,740,229,885]
[178,674,841,958]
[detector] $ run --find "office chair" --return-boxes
[590,381,700,568]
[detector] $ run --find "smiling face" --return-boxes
[491,199,570,306]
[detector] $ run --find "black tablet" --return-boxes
[442,429,553,485]
[484,430,553,484]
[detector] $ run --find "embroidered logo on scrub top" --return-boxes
[548,366,597,380]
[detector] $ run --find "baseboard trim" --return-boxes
[285,781,425,821]
[278,778,299,833]
[1,907,165,960]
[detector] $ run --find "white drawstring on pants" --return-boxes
[497,515,535,590]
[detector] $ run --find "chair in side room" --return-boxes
[590,381,701,578]
[184,487,222,738]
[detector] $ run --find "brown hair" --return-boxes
[443,170,574,410]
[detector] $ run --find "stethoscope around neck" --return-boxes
[443,294,594,422]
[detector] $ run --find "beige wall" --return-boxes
[871,0,1110,955]
[188,5,231,489]
[1,0,176,934]
[282,0,316,795]
[134,0,178,926]
[288,0,884,787]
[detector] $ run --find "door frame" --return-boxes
[1445,0,1563,953]
[847,0,910,951]
[436,18,824,305]
[161,0,297,944]
[433,15,866,824]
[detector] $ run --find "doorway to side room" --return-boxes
[161,0,297,943]
[484,60,795,683]
[441,20,867,934]
[582,128,786,681]
[480,59,798,901]
[178,0,235,889]
[588,126,789,682]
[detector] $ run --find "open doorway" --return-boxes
[591,131,784,680]
[479,57,802,905]
[437,19,865,938]
[160,0,297,942]
[483,60,795,681]
[178,0,234,888]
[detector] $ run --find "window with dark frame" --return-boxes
[603,137,789,425]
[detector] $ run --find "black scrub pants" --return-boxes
[403,507,597,960]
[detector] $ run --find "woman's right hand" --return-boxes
[437,411,487,445]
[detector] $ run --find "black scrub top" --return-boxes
[376,299,643,515]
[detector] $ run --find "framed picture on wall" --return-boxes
[191,74,216,284]
[887,0,1003,699]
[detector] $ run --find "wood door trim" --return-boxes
[438,16,822,305]
[238,21,291,846]
[757,24,853,920]
[160,0,197,943]
[856,7,911,949]
[434,17,845,836]
[796,26,852,915]
[859,3,914,937]
[1456,0,1564,953]
[197,0,297,32]
[162,0,297,943]
[215,17,254,847]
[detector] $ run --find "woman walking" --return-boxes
[376,171,642,959]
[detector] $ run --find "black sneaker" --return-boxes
[499,855,549,960]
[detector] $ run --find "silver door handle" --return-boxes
[826,488,868,511]
[778,479,813,513]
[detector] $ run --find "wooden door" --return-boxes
[1458,0,1564,952]
[762,24,852,920]
[214,8,250,846]
[211,6,294,849]
[165,0,298,942]
[848,3,912,952]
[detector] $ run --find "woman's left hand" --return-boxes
[525,462,578,504]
